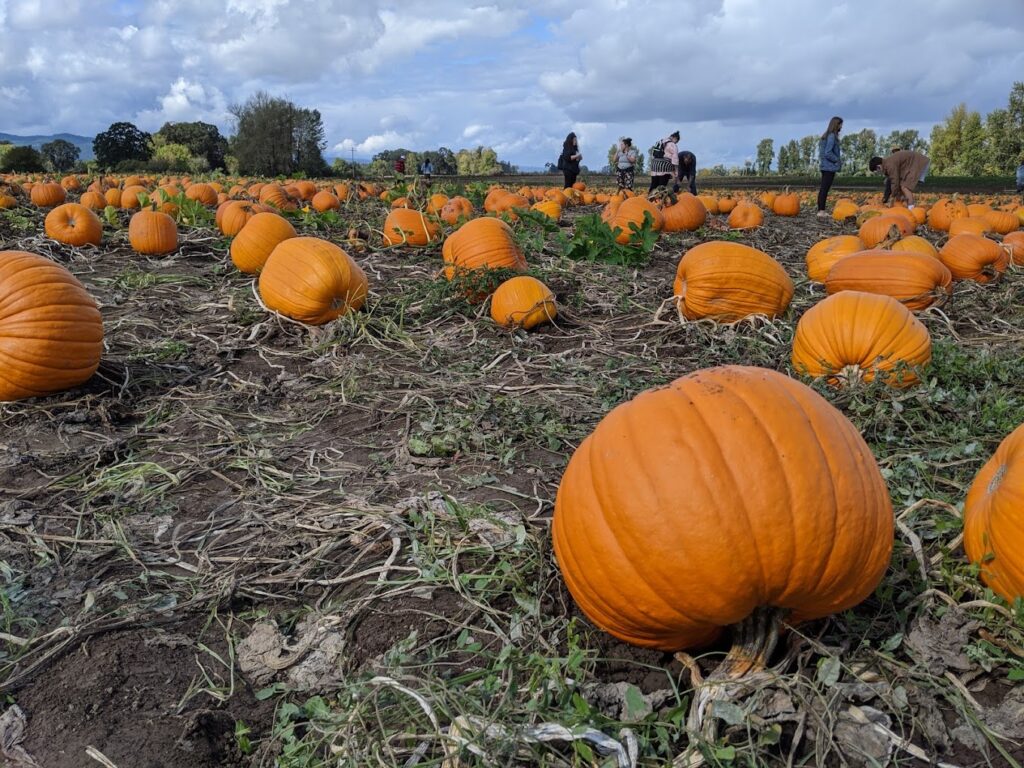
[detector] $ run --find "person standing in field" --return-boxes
[394,155,406,176]
[816,116,843,217]
[613,137,639,192]
[420,157,433,183]
[649,131,680,193]
[870,149,930,208]
[559,133,582,188]
[1016,158,1024,194]
[678,150,697,195]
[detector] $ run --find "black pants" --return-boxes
[679,175,697,195]
[818,171,836,211]
[564,170,578,188]
[882,176,892,203]
[649,174,672,192]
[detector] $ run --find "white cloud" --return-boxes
[0,0,1021,168]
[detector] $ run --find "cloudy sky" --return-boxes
[1,0,1023,169]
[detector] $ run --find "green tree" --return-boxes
[331,157,364,178]
[799,136,817,173]
[776,140,800,174]
[877,129,927,156]
[40,138,80,172]
[755,138,773,175]
[929,103,978,174]
[230,91,327,176]
[960,110,987,176]
[156,121,228,170]
[0,145,45,172]
[151,140,194,172]
[0,141,14,169]
[93,122,152,169]
[292,108,328,176]
[456,146,502,175]
[839,128,878,175]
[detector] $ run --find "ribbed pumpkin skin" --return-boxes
[531,200,562,221]
[311,191,340,212]
[490,276,557,330]
[258,238,364,325]
[608,197,664,244]
[891,235,938,259]
[661,193,707,232]
[948,217,991,237]
[218,201,274,237]
[772,193,800,216]
[230,213,297,274]
[859,214,914,248]
[44,203,102,247]
[727,202,763,229]
[128,210,178,255]
[441,217,527,280]
[927,198,968,231]
[79,191,107,211]
[439,196,474,226]
[552,365,894,651]
[938,234,1009,283]
[805,235,865,282]
[964,423,1024,602]
[0,250,104,401]
[792,291,931,388]
[1004,231,1024,265]
[825,250,953,311]
[674,241,794,322]
[382,208,440,246]
[30,183,66,208]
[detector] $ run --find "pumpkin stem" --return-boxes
[681,606,787,762]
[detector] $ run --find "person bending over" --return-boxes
[870,149,929,208]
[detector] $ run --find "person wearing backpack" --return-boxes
[817,116,843,217]
[559,132,582,188]
[613,137,639,191]
[649,131,679,193]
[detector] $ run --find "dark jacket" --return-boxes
[560,141,580,173]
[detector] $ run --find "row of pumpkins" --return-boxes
[1,175,1023,660]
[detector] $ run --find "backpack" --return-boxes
[650,139,666,160]
[556,154,564,171]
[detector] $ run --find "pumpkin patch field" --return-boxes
[2,175,1024,767]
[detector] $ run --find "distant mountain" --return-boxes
[0,132,95,160]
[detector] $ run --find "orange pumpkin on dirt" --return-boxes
[230,212,297,274]
[44,203,103,247]
[938,234,1009,283]
[727,202,764,230]
[552,364,893,650]
[674,241,793,322]
[382,208,441,247]
[128,210,178,255]
[441,217,527,281]
[490,276,558,330]
[0,250,104,401]
[805,235,865,283]
[259,238,366,325]
[825,250,953,311]
[792,291,931,388]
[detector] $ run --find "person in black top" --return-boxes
[559,132,582,188]
[677,151,697,195]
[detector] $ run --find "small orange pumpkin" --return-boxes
[382,208,441,247]
[128,209,178,255]
[490,276,557,330]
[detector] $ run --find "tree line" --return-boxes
[0,91,518,177]
[754,81,1024,176]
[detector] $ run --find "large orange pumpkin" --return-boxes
[859,214,914,248]
[938,234,1009,283]
[608,196,664,243]
[825,251,953,311]
[441,217,527,280]
[660,193,707,232]
[230,212,297,274]
[258,238,366,325]
[0,250,104,401]
[805,235,865,283]
[1003,231,1024,266]
[44,203,103,247]
[128,210,178,255]
[673,241,794,322]
[727,202,764,230]
[30,183,66,208]
[792,291,931,388]
[552,365,894,650]
[927,198,968,231]
[382,208,441,247]
[490,276,557,330]
[964,424,1024,603]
